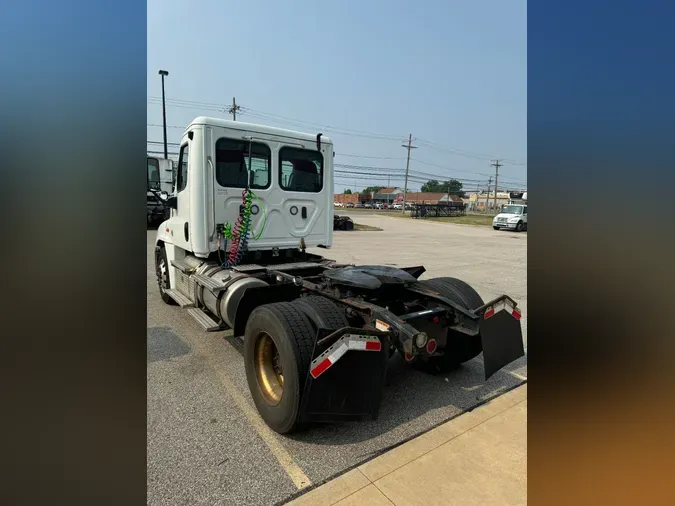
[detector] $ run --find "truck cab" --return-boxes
[147,156,175,227]
[156,117,333,264]
[147,156,174,194]
[493,204,528,232]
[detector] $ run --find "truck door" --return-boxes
[276,145,330,244]
[212,136,272,249]
[172,142,192,251]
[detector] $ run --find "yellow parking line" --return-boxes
[210,363,312,490]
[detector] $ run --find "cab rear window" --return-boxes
[279,147,323,193]
[215,138,271,189]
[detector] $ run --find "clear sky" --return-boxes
[147,0,526,194]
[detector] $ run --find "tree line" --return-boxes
[343,180,465,198]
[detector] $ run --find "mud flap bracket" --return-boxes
[298,327,390,424]
[478,299,525,380]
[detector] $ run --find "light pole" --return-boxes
[159,70,169,159]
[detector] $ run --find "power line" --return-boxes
[147,96,526,165]
[145,140,526,190]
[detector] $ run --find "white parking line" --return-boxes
[507,370,527,381]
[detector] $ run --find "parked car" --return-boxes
[374,202,385,209]
[392,203,403,210]
[364,202,373,209]
[355,202,364,208]
[346,202,355,208]
[334,202,344,207]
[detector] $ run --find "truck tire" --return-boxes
[493,226,499,230]
[244,302,316,434]
[426,277,484,311]
[416,277,485,372]
[293,296,349,331]
[515,221,524,232]
[155,246,176,305]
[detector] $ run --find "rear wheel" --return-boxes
[293,295,349,331]
[416,277,485,373]
[244,302,316,434]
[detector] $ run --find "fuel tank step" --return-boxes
[192,273,228,293]
[171,259,195,274]
[187,307,221,332]
[165,289,193,308]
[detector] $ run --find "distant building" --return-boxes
[396,192,454,204]
[333,192,368,204]
[469,190,525,212]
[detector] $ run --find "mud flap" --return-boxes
[479,303,525,380]
[298,328,390,424]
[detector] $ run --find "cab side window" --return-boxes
[523,206,527,215]
[176,144,189,193]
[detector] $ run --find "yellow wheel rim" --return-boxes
[253,332,284,405]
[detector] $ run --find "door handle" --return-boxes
[301,207,307,219]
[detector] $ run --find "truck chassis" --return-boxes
[155,245,524,434]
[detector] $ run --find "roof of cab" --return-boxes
[187,116,333,144]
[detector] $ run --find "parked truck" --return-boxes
[147,155,174,227]
[492,203,528,232]
[154,117,525,434]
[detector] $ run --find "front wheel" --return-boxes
[244,302,316,434]
[155,246,176,305]
[493,226,499,230]
[515,221,524,232]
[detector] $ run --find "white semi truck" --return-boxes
[147,156,174,227]
[154,116,525,434]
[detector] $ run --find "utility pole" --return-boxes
[491,159,502,213]
[387,175,391,205]
[485,176,492,214]
[228,97,241,121]
[401,134,417,212]
[158,70,169,159]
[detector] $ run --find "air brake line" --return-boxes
[218,141,267,267]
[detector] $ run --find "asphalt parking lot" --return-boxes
[147,212,527,506]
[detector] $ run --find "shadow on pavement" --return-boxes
[285,353,524,447]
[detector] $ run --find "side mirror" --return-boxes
[166,196,178,209]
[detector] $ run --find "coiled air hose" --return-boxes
[219,187,265,267]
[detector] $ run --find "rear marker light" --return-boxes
[426,339,437,354]
[414,332,428,348]
[404,352,414,361]
[365,341,381,351]
[433,316,440,324]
